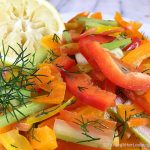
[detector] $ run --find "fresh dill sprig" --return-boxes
[47,49,59,63]
[73,115,108,143]
[0,42,43,122]
[114,109,146,139]
[28,123,40,142]
[52,33,60,43]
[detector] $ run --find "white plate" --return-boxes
[61,12,150,38]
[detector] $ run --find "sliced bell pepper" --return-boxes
[40,35,61,55]
[122,42,150,67]
[124,90,150,115]
[114,12,143,39]
[0,129,33,150]
[62,72,116,111]
[53,55,76,70]
[29,126,57,150]
[33,80,66,104]
[101,79,117,93]
[79,38,150,91]
[68,11,90,23]
[127,118,149,127]
[60,43,79,55]
[123,37,141,51]
[90,12,102,19]
[26,97,76,124]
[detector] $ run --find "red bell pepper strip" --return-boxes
[53,56,76,70]
[101,79,117,93]
[123,37,141,51]
[62,72,116,111]
[79,38,150,91]
[124,90,150,115]
[72,28,115,42]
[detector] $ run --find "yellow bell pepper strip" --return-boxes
[0,129,33,150]
[26,96,76,124]
[0,102,47,128]
[79,38,150,91]
[29,126,57,150]
[122,42,150,67]
[114,12,143,39]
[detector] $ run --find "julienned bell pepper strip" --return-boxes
[114,12,143,39]
[79,38,150,91]
[122,42,150,67]
[62,71,116,111]
[26,96,76,124]
[29,126,57,150]
[124,90,150,115]
[0,129,33,150]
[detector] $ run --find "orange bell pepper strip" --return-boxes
[114,12,143,39]
[122,42,150,68]
[90,12,102,19]
[33,63,62,92]
[0,144,5,150]
[127,118,149,127]
[29,126,57,150]
[60,43,80,55]
[117,104,150,127]
[68,11,90,23]
[40,35,61,55]
[38,115,58,129]
[79,38,150,91]
[33,80,66,104]
[144,89,150,103]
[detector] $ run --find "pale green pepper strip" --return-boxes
[102,38,131,50]
[78,17,118,26]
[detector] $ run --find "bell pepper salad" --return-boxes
[0,12,150,150]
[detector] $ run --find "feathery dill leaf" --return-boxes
[0,42,43,122]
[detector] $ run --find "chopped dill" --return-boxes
[73,115,108,143]
[52,33,60,43]
[47,49,59,63]
[0,42,45,122]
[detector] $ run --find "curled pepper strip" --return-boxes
[79,38,150,91]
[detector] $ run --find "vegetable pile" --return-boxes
[0,11,150,150]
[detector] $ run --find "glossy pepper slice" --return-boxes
[122,42,150,67]
[62,72,116,111]
[79,38,150,91]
